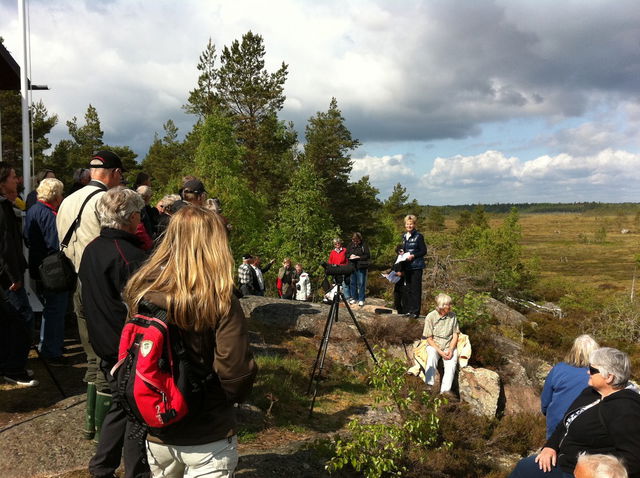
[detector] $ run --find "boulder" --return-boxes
[240,295,421,343]
[484,297,528,327]
[503,384,540,415]
[458,367,501,417]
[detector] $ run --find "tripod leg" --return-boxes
[307,298,337,395]
[340,294,378,365]
[308,294,339,416]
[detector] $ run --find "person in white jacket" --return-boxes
[293,263,311,301]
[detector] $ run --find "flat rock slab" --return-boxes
[239,295,421,342]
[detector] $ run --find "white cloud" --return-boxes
[416,149,640,204]
[351,154,417,198]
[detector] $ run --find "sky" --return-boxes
[1,0,640,205]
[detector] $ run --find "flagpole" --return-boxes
[18,0,31,193]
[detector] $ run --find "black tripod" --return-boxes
[307,277,378,417]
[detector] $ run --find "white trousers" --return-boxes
[146,435,238,478]
[424,345,458,393]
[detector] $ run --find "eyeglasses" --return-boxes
[588,365,601,375]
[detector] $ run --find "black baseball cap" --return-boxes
[89,150,127,171]
[183,178,206,195]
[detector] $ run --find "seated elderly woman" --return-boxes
[574,453,628,478]
[509,347,640,478]
[422,293,460,395]
[541,334,599,439]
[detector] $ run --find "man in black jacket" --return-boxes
[79,187,149,478]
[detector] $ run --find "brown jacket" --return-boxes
[144,292,257,445]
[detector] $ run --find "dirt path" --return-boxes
[0,390,332,478]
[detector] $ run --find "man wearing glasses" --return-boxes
[56,150,128,446]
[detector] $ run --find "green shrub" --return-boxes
[326,353,449,477]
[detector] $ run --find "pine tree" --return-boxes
[142,120,193,188]
[184,38,219,119]
[184,33,295,203]
[303,97,361,233]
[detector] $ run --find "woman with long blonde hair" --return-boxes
[124,206,257,478]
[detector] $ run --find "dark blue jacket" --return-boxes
[402,229,427,270]
[23,200,59,280]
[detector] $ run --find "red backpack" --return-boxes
[111,301,195,432]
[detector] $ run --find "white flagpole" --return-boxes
[18,0,31,194]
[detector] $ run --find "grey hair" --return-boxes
[565,335,599,368]
[97,186,144,230]
[333,237,342,244]
[136,185,152,202]
[160,194,180,208]
[36,178,64,203]
[435,293,452,309]
[590,347,631,389]
[576,453,628,478]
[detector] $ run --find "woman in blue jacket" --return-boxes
[401,215,427,318]
[541,334,599,438]
[23,178,68,362]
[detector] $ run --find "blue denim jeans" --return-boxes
[38,289,69,358]
[509,455,573,478]
[349,269,367,302]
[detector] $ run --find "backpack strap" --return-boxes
[60,188,104,250]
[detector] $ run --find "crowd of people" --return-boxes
[1,152,257,478]
[3,151,640,478]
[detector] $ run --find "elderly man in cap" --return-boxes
[56,150,127,445]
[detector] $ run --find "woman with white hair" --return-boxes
[421,293,459,395]
[509,347,640,478]
[574,454,628,478]
[23,177,68,363]
[541,334,599,438]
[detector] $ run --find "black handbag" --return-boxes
[39,189,103,292]
[39,251,77,292]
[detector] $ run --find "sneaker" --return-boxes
[358,301,364,307]
[349,299,356,305]
[3,371,39,387]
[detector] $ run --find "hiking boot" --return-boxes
[3,371,39,387]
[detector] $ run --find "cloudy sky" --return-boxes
[1,0,640,205]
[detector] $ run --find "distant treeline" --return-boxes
[430,202,640,215]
